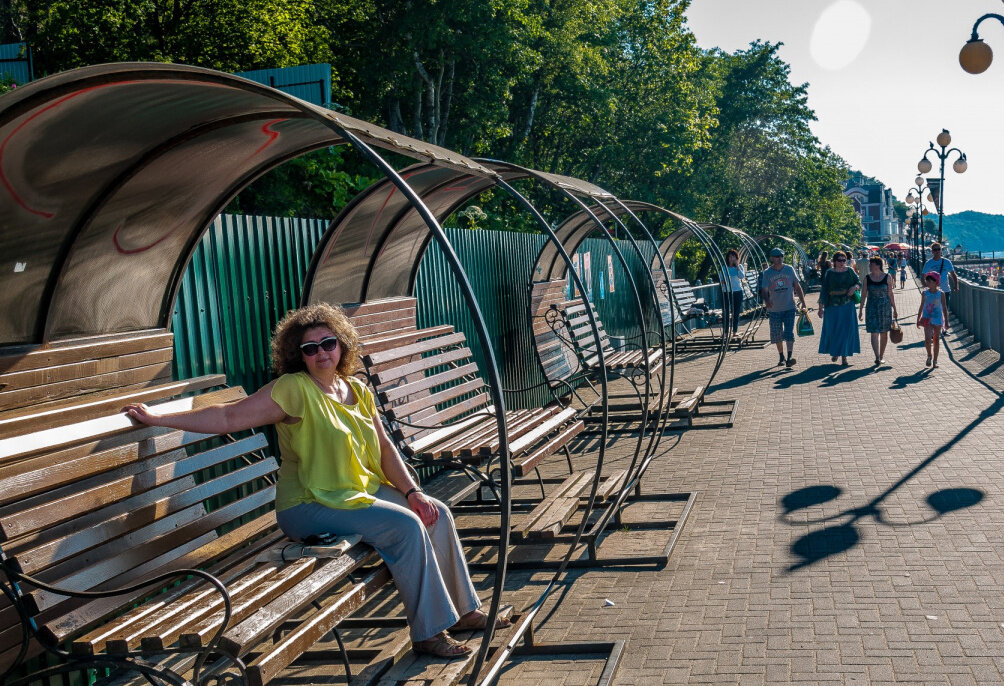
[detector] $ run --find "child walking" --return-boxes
[917,271,949,368]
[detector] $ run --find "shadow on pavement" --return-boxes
[709,367,783,393]
[773,364,836,389]
[889,369,931,389]
[818,366,873,387]
[781,395,1003,572]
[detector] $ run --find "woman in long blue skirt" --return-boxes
[817,251,861,365]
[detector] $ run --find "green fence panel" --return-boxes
[172,218,657,410]
[172,214,328,393]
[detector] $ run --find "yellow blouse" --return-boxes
[271,372,389,511]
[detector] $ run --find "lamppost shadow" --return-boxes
[779,395,1002,572]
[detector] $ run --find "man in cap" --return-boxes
[759,247,808,367]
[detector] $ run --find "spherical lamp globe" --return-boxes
[918,158,933,174]
[953,158,968,174]
[960,38,993,74]
[936,130,952,148]
[915,175,924,186]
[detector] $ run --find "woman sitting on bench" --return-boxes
[125,303,508,658]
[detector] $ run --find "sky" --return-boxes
[685,0,1004,216]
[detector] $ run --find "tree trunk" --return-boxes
[438,59,454,146]
[387,97,405,135]
[412,73,424,140]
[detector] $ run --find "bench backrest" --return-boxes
[555,299,617,369]
[0,331,176,433]
[529,280,581,387]
[343,298,491,451]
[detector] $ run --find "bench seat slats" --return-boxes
[174,557,320,651]
[246,566,391,686]
[216,544,380,658]
[39,510,278,646]
[75,533,287,655]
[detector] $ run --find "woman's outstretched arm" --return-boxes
[124,380,289,434]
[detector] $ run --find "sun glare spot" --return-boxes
[810,0,871,71]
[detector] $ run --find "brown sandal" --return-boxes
[412,631,471,658]
[451,610,513,632]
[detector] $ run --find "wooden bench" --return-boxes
[0,334,399,686]
[343,298,593,543]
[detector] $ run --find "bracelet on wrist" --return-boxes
[405,487,423,498]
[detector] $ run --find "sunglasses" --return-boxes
[834,258,846,262]
[931,248,942,252]
[300,336,340,356]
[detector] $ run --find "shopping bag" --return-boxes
[889,322,903,344]
[796,310,814,337]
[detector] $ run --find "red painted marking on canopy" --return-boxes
[112,219,181,255]
[0,85,113,218]
[251,118,287,157]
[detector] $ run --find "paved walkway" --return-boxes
[510,271,1004,685]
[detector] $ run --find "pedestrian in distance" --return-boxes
[918,272,949,368]
[898,253,907,289]
[759,247,808,368]
[817,250,861,366]
[859,256,898,366]
[921,242,958,316]
[816,251,831,283]
[723,248,746,340]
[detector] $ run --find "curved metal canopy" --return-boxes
[304,160,613,305]
[0,62,492,348]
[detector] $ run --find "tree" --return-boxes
[5,0,332,76]
[683,41,859,246]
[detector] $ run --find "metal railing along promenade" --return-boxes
[950,276,1004,355]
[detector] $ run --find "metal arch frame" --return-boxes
[661,216,732,374]
[515,173,658,488]
[474,162,687,570]
[298,162,628,683]
[0,64,514,686]
[703,223,770,345]
[751,233,813,287]
[501,177,700,570]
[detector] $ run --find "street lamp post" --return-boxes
[905,176,932,265]
[916,129,967,245]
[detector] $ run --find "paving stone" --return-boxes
[491,268,1004,684]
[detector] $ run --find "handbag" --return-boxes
[796,310,814,337]
[889,322,903,344]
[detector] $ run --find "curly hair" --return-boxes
[725,248,740,263]
[271,303,361,377]
[832,250,847,262]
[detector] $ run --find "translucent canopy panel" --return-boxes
[305,160,612,306]
[0,62,489,347]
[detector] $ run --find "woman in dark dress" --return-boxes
[858,256,898,365]
[817,251,861,365]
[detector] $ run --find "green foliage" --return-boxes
[0,75,16,95]
[226,146,379,219]
[7,0,332,75]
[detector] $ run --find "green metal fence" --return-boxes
[172,217,657,409]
